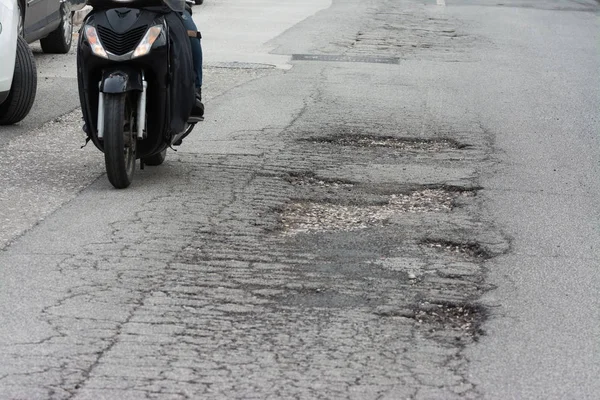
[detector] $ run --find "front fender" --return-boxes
[100,67,143,93]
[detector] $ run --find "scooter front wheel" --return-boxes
[103,93,136,189]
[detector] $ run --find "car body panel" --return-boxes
[0,0,19,103]
[24,0,48,40]
[23,0,86,43]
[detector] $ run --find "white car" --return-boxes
[0,0,36,125]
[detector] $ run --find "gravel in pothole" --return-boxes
[281,189,460,234]
[414,302,486,338]
[423,240,490,259]
[307,135,464,151]
[286,173,355,188]
[374,302,486,338]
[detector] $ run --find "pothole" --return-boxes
[377,302,486,339]
[305,135,467,151]
[422,239,491,259]
[280,189,462,234]
[414,302,486,338]
[286,172,355,188]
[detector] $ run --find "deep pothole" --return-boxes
[305,134,467,151]
[280,189,467,234]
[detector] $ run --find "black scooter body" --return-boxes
[77,3,195,159]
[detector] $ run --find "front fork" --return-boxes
[96,68,147,140]
[136,79,148,139]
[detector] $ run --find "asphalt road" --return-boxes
[0,0,598,399]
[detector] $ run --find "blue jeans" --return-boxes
[181,10,203,88]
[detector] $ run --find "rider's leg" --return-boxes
[181,10,203,117]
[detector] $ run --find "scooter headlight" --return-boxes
[132,25,163,59]
[84,25,108,59]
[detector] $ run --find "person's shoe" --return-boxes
[191,87,204,119]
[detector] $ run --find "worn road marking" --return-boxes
[437,0,446,6]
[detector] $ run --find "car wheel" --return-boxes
[40,2,73,54]
[195,0,203,4]
[0,36,37,125]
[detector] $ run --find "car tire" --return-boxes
[40,2,73,54]
[195,0,203,4]
[0,36,37,125]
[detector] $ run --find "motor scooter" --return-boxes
[77,0,200,188]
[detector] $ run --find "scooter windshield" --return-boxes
[162,0,184,12]
[88,0,184,12]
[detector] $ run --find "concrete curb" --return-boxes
[73,5,92,26]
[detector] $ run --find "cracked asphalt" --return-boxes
[0,0,599,399]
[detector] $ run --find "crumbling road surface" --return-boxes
[0,0,598,399]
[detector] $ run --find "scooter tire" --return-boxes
[103,93,136,189]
